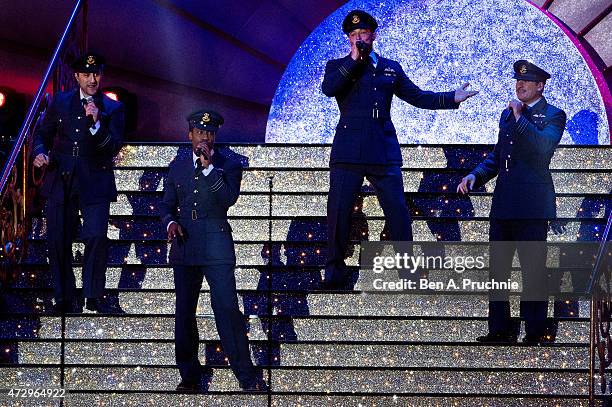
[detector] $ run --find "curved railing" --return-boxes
[0,0,87,287]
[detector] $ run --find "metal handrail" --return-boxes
[0,0,84,193]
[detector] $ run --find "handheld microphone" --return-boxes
[195,145,209,161]
[84,96,95,127]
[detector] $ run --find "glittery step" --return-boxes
[0,366,592,395]
[0,291,592,317]
[28,218,607,243]
[115,144,612,170]
[113,168,612,194]
[0,317,588,342]
[7,342,588,369]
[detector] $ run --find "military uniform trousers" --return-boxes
[173,264,255,384]
[46,173,109,302]
[326,163,412,286]
[487,219,549,337]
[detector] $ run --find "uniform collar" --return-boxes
[529,97,547,114]
[527,97,543,108]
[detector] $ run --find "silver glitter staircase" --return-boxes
[2,143,611,406]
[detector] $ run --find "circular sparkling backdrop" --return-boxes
[266,0,609,145]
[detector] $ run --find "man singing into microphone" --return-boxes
[457,60,567,344]
[32,52,124,313]
[159,110,264,392]
[322,10,478,289]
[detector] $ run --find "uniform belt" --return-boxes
[340,109,390,120]
[53,147,92,158]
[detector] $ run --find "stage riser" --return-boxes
[102,194,608,218]
[115,145,612,170]
[22,243,607,269]
[53,395,599,407]
[1,293,592,318]
[0,367,593,394]
[113,169,611,194]
[4,342,588,369]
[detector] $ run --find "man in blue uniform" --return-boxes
[322,10,478,288]
[458,60,567,344]
[32,53,124,313]
[159,110,264,392]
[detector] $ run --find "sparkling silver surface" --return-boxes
[71,267,261,290]
[8,318,589,343]
[116,145,612,169]
[270,396,592,406]
[63,367,244,391]
[10,342,61,364]
[81,191,612,221]
[62,317,266,340]
[112,170,610,196]
[270,369,588,394]
[7,342,589,368]
[113,192,602,218]
[29,218,607,245]
[1,367,587,394]
[288,318,588,343]
[53,291,588,318]
[0,368,60,387]
[277,344,587,368]
[66,394,267,407]
[265,0,609,144]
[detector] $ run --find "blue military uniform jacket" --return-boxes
[32,89,125,204]
[471,97,567,219]
[159,150,242,266]
[322,53,459,165]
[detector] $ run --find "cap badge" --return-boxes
[519,65,528,74]
[202,113,210,123]
[352,15,360,24]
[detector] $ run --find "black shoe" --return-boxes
[522,333,555,345]
[476,332,518,343]
[176,380,200,393]
[84,298,99,313]
[321,280,352,291]
[239,377,269,392]
[85,298,122,314]
[54,299,81,314]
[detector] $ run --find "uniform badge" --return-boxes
[87,55,96,65]
[202,113,210,122]
[352,15,360,24]
[519,65,528,74]
[533,114,545,118]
